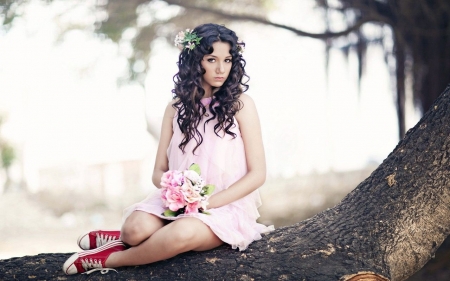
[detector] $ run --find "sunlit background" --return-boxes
[0,0,421,259]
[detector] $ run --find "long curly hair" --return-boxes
[172,23,249,154]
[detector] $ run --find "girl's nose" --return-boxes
[216,62,225,73]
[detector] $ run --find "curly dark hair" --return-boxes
[172,23,249,154]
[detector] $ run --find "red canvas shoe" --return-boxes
[77,230,121,250]
[63,240,125,275]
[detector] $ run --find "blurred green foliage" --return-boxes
[95,0,272,84]
[1,143,14,169]
[0,115,16,192]
[1,0,272,84]
[0,116,15,170]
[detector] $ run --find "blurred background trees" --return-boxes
[315,0,450,140]
[3,0,271,140]
[154,0,450,139]
[0,115,16,193]
[1,0,448,141]
[3,0,448,139]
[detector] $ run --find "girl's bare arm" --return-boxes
[207,93,266,208]
[152,101,176,188]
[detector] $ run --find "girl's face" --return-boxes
[200,41,232,96]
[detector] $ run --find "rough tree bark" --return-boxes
[1,86,450,280]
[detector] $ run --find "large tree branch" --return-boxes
[163,0,385,39]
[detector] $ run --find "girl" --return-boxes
[63,23,273,275]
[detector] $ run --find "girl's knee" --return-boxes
[169,219,201,245]
[121,223,144,246]
[121,212,164,246]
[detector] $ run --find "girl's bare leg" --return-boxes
[107,217,223,267]
[121,211,166,246]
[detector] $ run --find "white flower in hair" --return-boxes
[174,29,202,52]
[174,31,186,50]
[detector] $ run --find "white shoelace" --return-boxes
[83,268,118,275]
[80,258,118,275]
[96,233,118,247]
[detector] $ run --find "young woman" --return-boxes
[63,23,273,275]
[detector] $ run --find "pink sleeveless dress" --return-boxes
[123,97,273,251]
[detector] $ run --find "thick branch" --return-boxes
[164,0,384,39]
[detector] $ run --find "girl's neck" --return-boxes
[203,88,212,98]
[202,82,220,98]
[203,87,219,99]
[202,80,212,98]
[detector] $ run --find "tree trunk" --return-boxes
[407,234,450,280]
[2,86,450,280]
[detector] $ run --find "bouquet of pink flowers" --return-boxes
[160,163,215,217]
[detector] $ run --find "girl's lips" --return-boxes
[214,77,224,80]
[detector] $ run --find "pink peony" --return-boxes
[184,201,201,214]
[161,187,168,202]
[161,170,183,189]
[163,185,185,211]
[160,171,174,188]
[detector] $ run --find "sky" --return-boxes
[0,0,420,191]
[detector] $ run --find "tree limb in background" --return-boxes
[164,0,384,39]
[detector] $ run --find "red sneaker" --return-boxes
[77,230,121,250]
[63,240,125,275]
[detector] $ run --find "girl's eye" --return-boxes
[225,59,232,63]
[207,58,216,63]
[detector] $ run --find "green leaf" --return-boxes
[202,184,215,196]
[189,163,201,175]
[162,210,178,217]
[201,210,211,215]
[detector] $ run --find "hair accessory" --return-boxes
[237,39,245,55]
[174,29,203,52]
